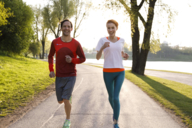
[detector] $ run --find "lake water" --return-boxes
[85,59,192,73]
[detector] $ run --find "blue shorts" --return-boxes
[55,76,76,101]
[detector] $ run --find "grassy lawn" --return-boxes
[85,64,192,127]
[0,55,54,117]
[125,70,192,128]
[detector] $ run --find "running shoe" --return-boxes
[63,120,71,128]
[114,123,119,128]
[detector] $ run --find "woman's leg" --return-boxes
[103,72,115,110]
[113,71,125,121]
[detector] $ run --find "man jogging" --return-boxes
[48,19,86,128]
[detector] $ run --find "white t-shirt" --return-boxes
[96,37,124,69]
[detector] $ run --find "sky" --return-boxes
[23,0,192,49]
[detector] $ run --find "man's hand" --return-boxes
[102,42,110,50]
[122,51,129,60]
[65,55,72,63]
[49,71,55,78]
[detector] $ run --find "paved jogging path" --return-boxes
[8,64,183,128]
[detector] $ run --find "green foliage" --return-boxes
[0,0,34,54]
[44,38,52,55]
[52,0,76,20]
[43,0,76,38]
[42,5,58,37]
[82,47,89,53]
[149,39,161,54]
[33,5,50,59]
[0,1,13,35]
[73,0,92,38]
[149,32,161,54]
[148,44,192,61]
[28,42,41,56]
[0,55,54,116]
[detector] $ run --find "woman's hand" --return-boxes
[122,51,129,60]
[102,42,110,50]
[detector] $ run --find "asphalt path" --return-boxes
[145,70,192,86]
[8,64,182,128]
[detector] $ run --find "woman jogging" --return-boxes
[96,19,129,128]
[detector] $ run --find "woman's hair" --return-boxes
[106,19,118,28]
[60,19,73,28]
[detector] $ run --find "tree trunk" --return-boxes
[138,0,156,75]
[41,40,45,59]
[24,53,28,57]
[131,0,140,73]
[139,47,149,75]
[56,24,60,38]
[73,29,76,38]
[39,53,42,59]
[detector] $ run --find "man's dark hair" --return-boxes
[60,19,73,28]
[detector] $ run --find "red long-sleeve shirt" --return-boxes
[48,37,86,77]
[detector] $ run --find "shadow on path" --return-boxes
[131,73,192,126]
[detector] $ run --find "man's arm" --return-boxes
[48,42,56,77]
[71,42,86,64]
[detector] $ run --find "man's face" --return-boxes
[61,21,73,36]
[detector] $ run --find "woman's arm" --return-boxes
[96,42,110,60]
[96,47,104,60]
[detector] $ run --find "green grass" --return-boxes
[0,55,54,117]
[85,64,192,127]
[125,70,192,127]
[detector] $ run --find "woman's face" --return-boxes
[107,23,117,37]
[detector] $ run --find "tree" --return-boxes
[0,1,13,35]
[82,47,89,53]
[34,5,50,59]
[43,0,76,38]
[44,38,52,58]
[73,0,92,38]
[28,42,40,57]
[23,30,40,57]
[105,0,176,75]
[0,0,34,54]
[40,25,49,59]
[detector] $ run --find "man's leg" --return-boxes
[61,76,76,120]
[58,98,72,120]
[58,99,71,128]
[56,76,76,128]
[63,99,71,119]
